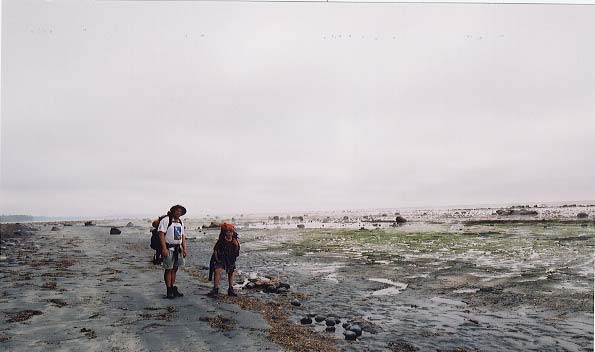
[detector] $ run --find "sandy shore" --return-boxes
[0,223,290,352]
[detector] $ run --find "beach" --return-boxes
[1,204,594,351]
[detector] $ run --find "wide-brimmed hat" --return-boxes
[170,204,187,216]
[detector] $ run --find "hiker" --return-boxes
[150,221,164,265]
[208,223,240,297]
[158,205,188,299]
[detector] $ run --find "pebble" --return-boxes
[342,322,351,329]
[314,315,325,322]
[325,318,336,326]
[325,326,336,332]
[291,299,301,306]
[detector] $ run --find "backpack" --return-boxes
[150,214,183,250]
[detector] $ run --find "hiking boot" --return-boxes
[228,287,238,297]
[173,286,184,297]
[166,287,175,299]
[207,287,219,297]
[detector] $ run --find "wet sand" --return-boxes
[1,205,594,351]
[0,223,285,352]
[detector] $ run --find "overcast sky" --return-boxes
[1,0,594,217]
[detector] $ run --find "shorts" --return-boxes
[162,247,185,270]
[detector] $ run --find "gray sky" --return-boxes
[1,0,594,217]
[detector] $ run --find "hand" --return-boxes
[183,249,187,258]
[162,248,168,257]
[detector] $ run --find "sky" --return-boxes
[1,0,594,217]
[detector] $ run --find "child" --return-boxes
[208,223,240,296]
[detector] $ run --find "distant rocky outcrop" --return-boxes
[84,221,95,226]
[110,227,122,235]
[496,209,538,216]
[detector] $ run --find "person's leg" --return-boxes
[209,268,222,296]
[164,269,172,287]
[171,266,177,286]
[227,271,237,296]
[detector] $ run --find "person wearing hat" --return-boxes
[208,223,240,297]
[158,204,188,299]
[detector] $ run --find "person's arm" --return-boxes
[160,232,168,257]
[181,234,187,257]
[158,218,168,257]
[213,240,220,262]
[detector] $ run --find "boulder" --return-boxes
[577,212,589,219]
[51,226,60,231]
[291,299,301,307]
[344,330,357,341]
[395,216,407,224]
[84,221,95,226]
[349,324,362,336]
[325,318,336,326]
[314,315,325,322]
[300,317,312,324]
[110,227,122,235]
[325,326,336,332]
[297,224,305,229]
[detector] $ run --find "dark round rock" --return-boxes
[110,227,122,235]
[325,326,336,332]
[51,226,60,231]
[291,299,301,306]
[342,322,351,329]
[300,317,312,325]
[279,282,290,289]
[334,318,341,324]
[344,330,357,341]
[314,315,325,322]
[325,318,336,326]
[350,324,362,336]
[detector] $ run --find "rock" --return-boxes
[395,216,407,224]
[276,287,288,294]
[577,212,589,219]
[314,315,325,322]
[246,282,256,289]
[279,283,290,289]
[84,221,95,226]
[300,317,312,324]
[110,227,122,235]
[342,322,351,329]
[126,222,134,227]
[51,227,60,231]
[344,330,357,341]
[297,224,305,229]
[334,318,341,324]
[291,299,301,307]
[325,318,336,326]
[349,324,362,336]
[325,326,336,332]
